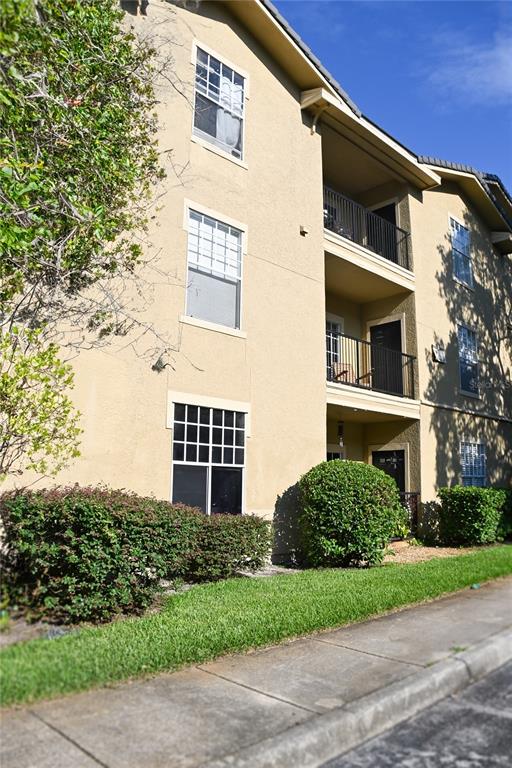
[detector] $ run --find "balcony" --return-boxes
[326,330,415,400]
[324,187,411,271]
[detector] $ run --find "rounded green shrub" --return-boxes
[438,486,506,545]
[299,460,404,567]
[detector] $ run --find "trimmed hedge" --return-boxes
[187,514,273,582]
[0,487,271,623]
[437,486,506,545]
[299,460,405,567]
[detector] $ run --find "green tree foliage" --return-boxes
[0,328,81,478]
[0,0,164,334]
[0,1,166,477]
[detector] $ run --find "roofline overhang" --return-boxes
[301,88,441,191]
[423,164,512,237]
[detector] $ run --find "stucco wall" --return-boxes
[8,0,327,518]
[410,180,512,501]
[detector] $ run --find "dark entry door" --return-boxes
[372,450,405,492]
[370,320,403,395]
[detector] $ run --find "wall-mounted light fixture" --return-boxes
[337,421,344,447]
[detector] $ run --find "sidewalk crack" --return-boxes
[312,638,424,668]
[196,666,319,714]
[29,710,110,768]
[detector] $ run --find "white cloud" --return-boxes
[425,29,512,107]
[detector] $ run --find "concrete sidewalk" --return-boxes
[1,577,511,768]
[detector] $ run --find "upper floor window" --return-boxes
[186,209,243,329]
[450,218,473,287]
[460,441,486,487]
[457,324,479,395]
[193,47,245,160]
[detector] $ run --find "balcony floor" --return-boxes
[326,380,420,422]
[325,230,415,301]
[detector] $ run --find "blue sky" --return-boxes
[273,0,512,191]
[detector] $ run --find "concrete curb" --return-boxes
[202,627,512,768]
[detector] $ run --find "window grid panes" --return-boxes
[458,325,479,394]
[173,404,245,467]
[460,442,486,487]
[172,403,246,516]
[186,209,242,330]
[193,47,245,159]
[188,210,242,282]
[450,218,473,287]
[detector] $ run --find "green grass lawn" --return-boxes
[1,545,511,707]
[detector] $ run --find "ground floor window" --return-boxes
[326,445,346,461]
[172,402,245,514]
[460,441,486,486]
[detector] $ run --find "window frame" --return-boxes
[171,402,247,515]
[326,444,346,461]
[191,41,248,164]
[183,201,246,332]
[459,440,487,487]
[457,323,480,398]
[450,215,473,288]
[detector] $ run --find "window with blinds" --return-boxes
[186,209,242,329]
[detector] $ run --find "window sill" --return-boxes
[459,389,481,400]
[190,134,248,170]
[180,315,247,339]
[454,276,475,291]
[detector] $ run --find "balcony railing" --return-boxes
[323,187,411,271]
[326,330,415,399]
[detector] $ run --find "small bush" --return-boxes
[187,514,272,582]
[0,487,203,623]
[437,486,506,546]
[0,487,273,623]
[299,460,404,567]
[497,489,512,542]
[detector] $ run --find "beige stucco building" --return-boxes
[18,1,512,549]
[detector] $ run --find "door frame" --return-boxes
[365,313,407,354]
[368,197,400,228]
[368,442,410,493]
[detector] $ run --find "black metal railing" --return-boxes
[326,330,415,398]
[323,187,411,270]
[400,491,420,534]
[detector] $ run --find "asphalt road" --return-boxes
[323,661,512,768]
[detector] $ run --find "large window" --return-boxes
[172,403,245,515]
[186,209,242,329]
[460,441,486,487]
[458,325,479,395]
[450,218,473,287]
[193,47,245,160]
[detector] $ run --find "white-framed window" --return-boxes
[457,324,479,395]
[325,314,344,381]
[450,218,473,287]
[326,446,346,461]
[172,403,246,515]
[186,209,242,329]
[460,441,486,487]
[193,47,245,160]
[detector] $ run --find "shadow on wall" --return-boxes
[273,483,302,565]
[425,192,512,491]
